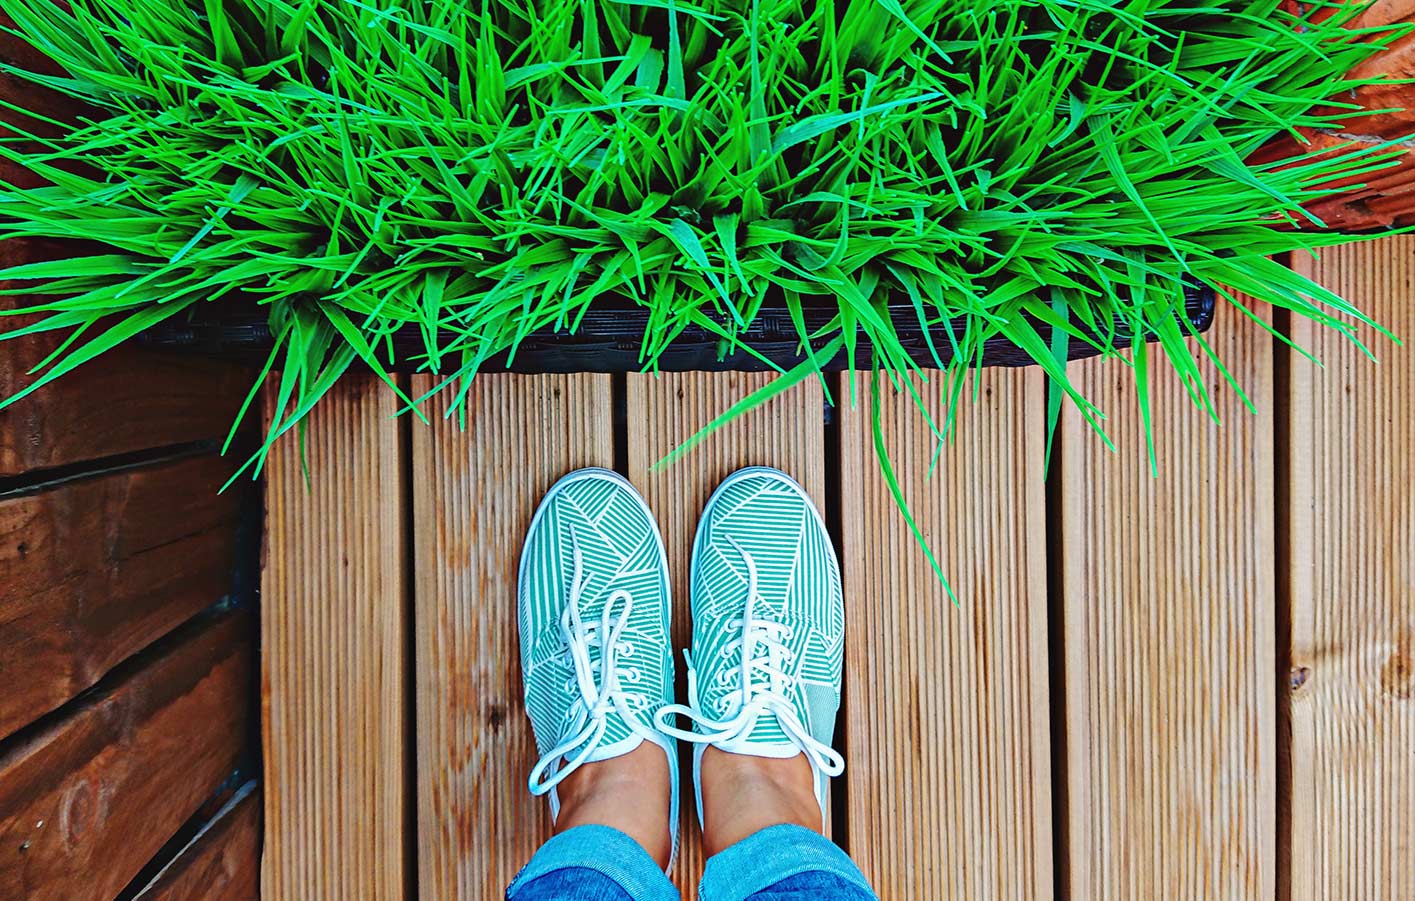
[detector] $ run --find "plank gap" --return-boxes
[613,371,629,476]
[128,779,261,901]
[1044,378,1072,901]
[399,375,419,901]
[823,373,849,855]
[1272,295,1295,901]
[0,438,223,500]
[0,604,242,758]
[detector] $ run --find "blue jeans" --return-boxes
[507,824,877,901]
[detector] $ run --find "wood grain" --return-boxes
[412,374,613,899]
[626,371,827,890]
[134,780,261,901]
[0,455,242,739]
[1287,238,1415,900]
[1060,309,1276,898]
[839,370,1052,899]
[261,376,407,900]
[0,610,253,901]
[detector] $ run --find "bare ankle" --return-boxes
[554,744,673,868]
[699,747,821,856]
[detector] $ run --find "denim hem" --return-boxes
[698,824,875,901]
[507,825,678,901]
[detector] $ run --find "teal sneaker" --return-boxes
[653,466,846,824]
[518,467,678,861]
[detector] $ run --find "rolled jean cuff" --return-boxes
[507,825,678,901]
[699,824,876,901]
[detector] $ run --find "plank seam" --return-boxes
[399,377,419,901]
[0,438,223,499]
[824,373,850,854]
[0,602,246,757]
[120,779,259,900]
[1045,380,1071,901]
[612,371,629,476]
[1272,288,1295,901]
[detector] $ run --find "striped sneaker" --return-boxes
[654,466,846,824]
[518,467,678,861]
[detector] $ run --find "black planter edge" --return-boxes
[136,284,1217,374]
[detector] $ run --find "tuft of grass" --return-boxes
[0,0,1410,589]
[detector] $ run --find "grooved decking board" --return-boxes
[412,374,613,899]
[0,455,241,739]
[261,376,407,900]
[134,781,261,901]
[626,372,827,890]
[1060,310,1275,898]
[840,370,1052,899]
[0,610,252,901]
[1287,239,1415,900]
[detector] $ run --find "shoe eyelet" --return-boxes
[618,641,635,656]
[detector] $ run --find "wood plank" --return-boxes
[840,370,1052,898]
[1060,310,1276,898]
[0,610,253,901]
[0,287,252,477]
[1287,238,1415,900]
[135,781,261,901]
[412,374,613,899]
[261,376,407,900]
[626,371,827,889]
[0,454,243,739]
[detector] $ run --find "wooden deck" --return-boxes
[259,238,1414,900]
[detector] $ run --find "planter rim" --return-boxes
[137,285,1217,374]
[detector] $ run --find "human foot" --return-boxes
[518,468,678,866]
[697,746,821,856]
[653,466,845,843]
[556,744,674,866]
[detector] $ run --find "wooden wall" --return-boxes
[0,12,264,897]
[0,265,261,900]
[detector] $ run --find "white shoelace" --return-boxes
[527,540,650,797]
[656,538,845,780]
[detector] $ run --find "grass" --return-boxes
[0,0,1410,589]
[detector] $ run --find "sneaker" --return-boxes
[654,466,846,824]
[518,467,678,862]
